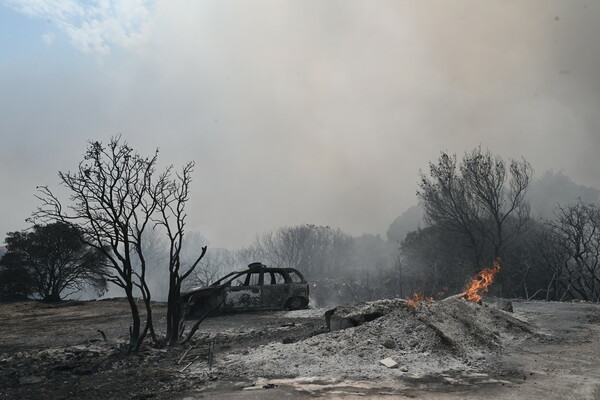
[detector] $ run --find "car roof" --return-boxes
[183,264,306,294]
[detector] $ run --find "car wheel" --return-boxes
[286,296,306,310]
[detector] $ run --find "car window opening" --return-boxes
[244,272,262,286]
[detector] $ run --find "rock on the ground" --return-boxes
[379,357,398,368]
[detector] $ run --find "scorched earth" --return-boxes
[1,297,599,399]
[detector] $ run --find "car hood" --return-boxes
[181,285,223,299]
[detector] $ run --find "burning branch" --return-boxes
[406,287,447,308]
[460,259,502,303]
[406,292,433,308]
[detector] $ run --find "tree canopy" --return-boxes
[417,147,533,271]
[0,222,107,302]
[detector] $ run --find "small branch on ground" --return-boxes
[180,355,200,372]
[178,346,194,365]
[181,298,224,344]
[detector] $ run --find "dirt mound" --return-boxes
[224,297,534,380]
[325,298,406,330]
[418,297,533,355]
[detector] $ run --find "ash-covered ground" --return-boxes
[1,297,600,399]
[221,297,533,381]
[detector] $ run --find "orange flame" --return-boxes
[406,286,448,308]
[461,259,501,303]
[406,292,433,308]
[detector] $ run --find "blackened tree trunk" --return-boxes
[154,162,207,345]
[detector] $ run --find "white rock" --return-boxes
[379,357,398,368]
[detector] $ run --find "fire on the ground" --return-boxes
[406,259,502,307]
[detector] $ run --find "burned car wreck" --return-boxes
[181,262,310,317]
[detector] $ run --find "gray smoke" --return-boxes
[2,1,599,251]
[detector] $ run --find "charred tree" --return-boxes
[154,162,207,345]
[545,200,600,301]
[417,152,488,270]
[32,137,165,351]
[460,148,532,263]
[417,148,533,294]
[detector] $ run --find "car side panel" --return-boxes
[262,284,290,308]
[184,288,224,317]
[223,285,262,310]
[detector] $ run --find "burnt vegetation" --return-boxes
[1,142,599,353]
[1,141,600,400]
[223,147,600,305]
[28,136,207,351]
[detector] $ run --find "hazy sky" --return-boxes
[1,1,599,249]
